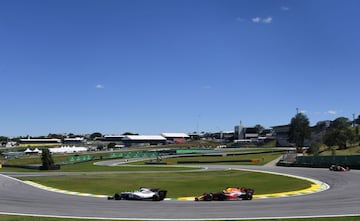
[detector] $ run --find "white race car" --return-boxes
[108,187,167,201]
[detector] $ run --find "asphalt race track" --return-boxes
[0,165,360,220]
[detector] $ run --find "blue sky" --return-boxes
[1,0,359,137]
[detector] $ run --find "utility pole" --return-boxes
[353,113,356,127]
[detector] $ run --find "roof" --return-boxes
[214,131,234,134]
[161,133,189,138]
[104,135,125,138]
[64,137,84,141]
[244,128,258,133]
[122,135,166,141]
[19,138,61,142]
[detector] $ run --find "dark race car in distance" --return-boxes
[108,187,167,201]
[195,187,254,201]
[329,164,350,172]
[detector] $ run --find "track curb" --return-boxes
[23,181,109,198]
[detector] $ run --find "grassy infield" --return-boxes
[0,215,359,221]
[0,149,358,221]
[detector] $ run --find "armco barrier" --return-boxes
[178,159,259,164]
[64,149,230,163]
[68,155,94,162]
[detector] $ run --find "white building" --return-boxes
[122,135,167,147]
[161,133,189,143]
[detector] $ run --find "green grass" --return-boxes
[318,145,360,156]
[0,214,359,221]
[59,161,197,172]
[0,161,196,172]
[1,156,43,165]
[1,148,357,221]
[1,152,109,165]
[1,146,282,166]
[1,151,283,172]
[21,169,311,197]
[129,152,283,166]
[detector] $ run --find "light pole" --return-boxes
[353,113,356,127]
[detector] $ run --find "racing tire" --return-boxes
[203,193,213,201]
[158,190,167,200]
[242,193,253,200]
[114,193,122,200]
[215,193,225,201]
[152,194,161,201]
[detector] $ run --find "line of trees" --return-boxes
[288,113,360,155]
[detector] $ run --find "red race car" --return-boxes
[195,187,254,201]
[329,164,350,172]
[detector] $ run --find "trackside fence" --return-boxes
[278,155,360,169]
[64,151,162,164]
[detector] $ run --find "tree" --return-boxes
[331,117,351,129]
[314,121,328,133]
[41,149,55,170]
[308,141,321,156]
[0,136,8,141]
[90,132,102,140]
[47,133,64,139]
[96,144,105,151]
[288,113,311,147]
[0,136,8,147]
[354,115,360,125]
[107,142,116,149]
[254,124,265,133]
[122,132,139,135]
[323,117,353,149]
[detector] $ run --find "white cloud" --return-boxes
[263,17,273,24]
[251,16,272,24]
[95,84,104,89]
[326,110,337,115]
[281,6,289,11]
[252,17,261,23]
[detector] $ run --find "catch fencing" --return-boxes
[293,155,360,169]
